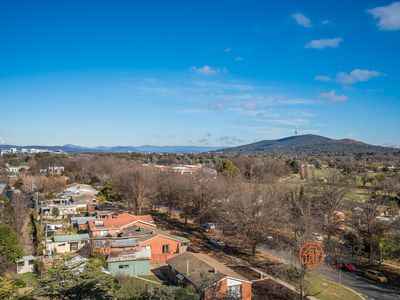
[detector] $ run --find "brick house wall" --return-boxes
[204,279,251,300]
[137,235,183,264]
[241,282,252,300]
[91,235,184,264]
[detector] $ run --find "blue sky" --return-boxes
[0,0,399,147]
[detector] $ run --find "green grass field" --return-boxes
[16,272,38,287]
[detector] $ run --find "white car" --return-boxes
[202,223,216,232]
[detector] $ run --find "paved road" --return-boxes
[259,244,400,300]
[317,267,400,300]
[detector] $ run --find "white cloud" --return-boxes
[241,102,257,111]
[291,12,312,28]
[224,47,232,53]
[367,2,400,31]
[306,37,343,49]
[315,75,333,82]
[319,90,347,102]
[321,20,331,25]
[315,69,385,85]
[336,69,384,84]
[234,56,243,62]
[190,65,227,75]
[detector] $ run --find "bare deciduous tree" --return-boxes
[113,165,155,215]
[224,184,283,256]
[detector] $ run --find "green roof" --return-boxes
[53,234,89,243]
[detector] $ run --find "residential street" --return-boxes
[259,244,400,300]
[317,268,400,300]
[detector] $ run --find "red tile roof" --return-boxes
[88,212,155,231]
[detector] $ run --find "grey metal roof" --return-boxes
[111,239,138,248]
[71,216,95,225]
[16,255,35,262]
[167,252,248,291]
[53,234,89,243]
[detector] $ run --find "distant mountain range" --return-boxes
[1,134,398,155]
[216,134,399,155]
[0,144,220,154]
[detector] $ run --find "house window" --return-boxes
[118,265,129,269]
[70,242,79,251]
[28,260,35,265]
[227,284,242,298]
[17,262,25,268]
[162,244,170,254]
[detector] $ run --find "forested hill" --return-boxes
[217,134,398,155]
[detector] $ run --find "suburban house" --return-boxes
[64,183,99,198]
[88,212,155,237]
[39,197,87,218]
[15,255,36,274]
[71,216,96,231]
[166,252,252,300]
[91,227,190,265]
[5,164,29,174]
[47,233,90,254]
[47,165,65,175]
[107,248,151,276]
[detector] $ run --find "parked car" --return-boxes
[340,263,356,272]
[208,237,225,248]
[364,269,388,283]
[202,223,216,232]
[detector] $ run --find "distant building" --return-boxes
[5,164,29,174]
[41,165,65,175]
[143,163,217,176]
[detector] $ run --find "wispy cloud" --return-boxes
[315,75,332,82]
[306,37,343,49]
[291,12,312,28]
[367,2,400,31]
[190,65,227,75]
[234,56,243,62]
[319,90,347,102]
[315,69,385,85]
[223,47,232,53]
[216,136,244,145]
[241,102,257,111]
[321,20,331,25]
[337,69,384,84]
[197,138,210,144]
